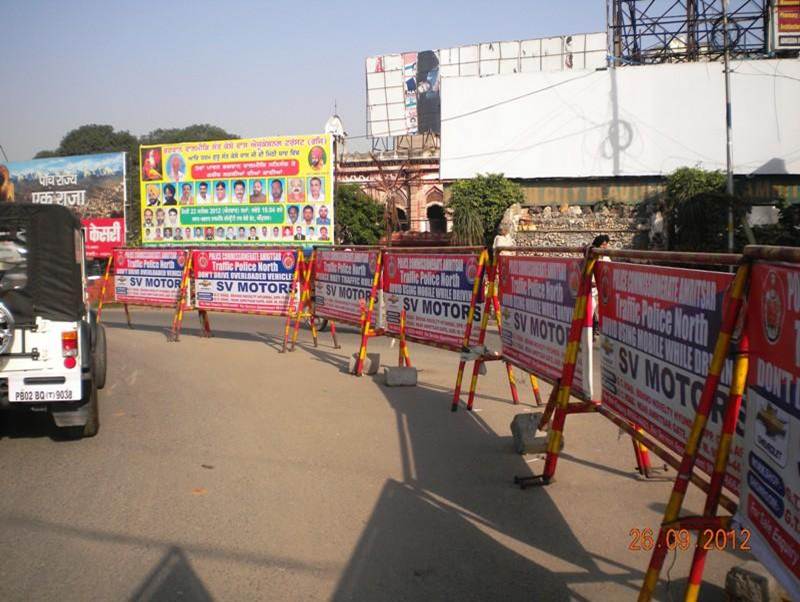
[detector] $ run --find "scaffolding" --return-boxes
[608,0,770,64]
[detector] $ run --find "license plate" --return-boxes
[7,376,82,403]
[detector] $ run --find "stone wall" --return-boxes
[503,203,658,249]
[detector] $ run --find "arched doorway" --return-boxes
[395,207,410,231]
[426,204,446,233]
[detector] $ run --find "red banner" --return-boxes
[498,256,593,398]
[192,249,298,314]
[190,160,299,180]
[114,249,190,308]
[314,250,380,324]
[383,252,482,349]
[737,262,800,599]
[83,217,125,259]
[595,262,742,491]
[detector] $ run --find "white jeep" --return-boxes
[0,204,106,438]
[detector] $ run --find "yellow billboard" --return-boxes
[139,134,333,245]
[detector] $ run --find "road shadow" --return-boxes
[0,409,86,442]
[130,546,213,602]
[330,372,651,600]
[102,316,285,348]
[332,479,572,602]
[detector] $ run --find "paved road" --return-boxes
[0,308,748,601]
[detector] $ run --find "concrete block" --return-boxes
[459,345,487,362]
[726,560,790,602]
[348,352,381,375]
[478,361,487,376]
[510,412,562,455]
[384,366,418,387]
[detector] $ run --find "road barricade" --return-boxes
[97,248,193,336]
[181,247,307,351]
[312,246,383,352]
[628,246,800,602]
[487,246,771,600]
[496,249,594,398]
[349,247,488,375]
[94,240,800,598]
[734,247,800,601]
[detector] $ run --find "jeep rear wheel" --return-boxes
[57,380,99,439]
[93,324,107,390]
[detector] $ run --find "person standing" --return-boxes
[591,234,611,337]
[492,223,513,252]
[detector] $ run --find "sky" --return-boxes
[0,0,606,162]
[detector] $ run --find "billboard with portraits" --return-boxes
[139,134,334,246]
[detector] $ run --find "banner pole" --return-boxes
[329,320,341,349]
[515,251,595,489]
[537,381,560,430]
[401,310,412,367]
[539,251,597,482]
[485,259,521,407]
[290,251,313,351]
[199,309,212,337]
[638,262,751,602]
[170,250,194,342]
[684,332,749,601]
[355,250,383,376]
[631,426,648,475]
[96,254,113,323]
[466,257,498,410]
[124,304,132,328]
[281,249,303,353]
[529,374,543,406]
[306,250,319,348]
[630,424,650,476]
[398,309,406,367]
[451,250,488,412]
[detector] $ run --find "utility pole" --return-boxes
[721,0,735,254]
[0,144,8,163]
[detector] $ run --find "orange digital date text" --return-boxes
[628,527,751,551]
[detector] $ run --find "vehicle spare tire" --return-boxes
[0,302,15,355]
[93,324,107,390]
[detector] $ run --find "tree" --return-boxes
[334,184,384,245]
[447,174,523,247]
[664,167,746,252]
[46,124,139,157]
[751,200,800,246]
[139,124,238,145]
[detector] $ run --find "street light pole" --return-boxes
[721,0,735,254]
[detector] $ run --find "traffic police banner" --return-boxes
[114,249,191,308]
[595,262,744,492]
[498,255,593,399]
[314,249,382,325]
[192,249,298,315]
[383,252,482,349]
[737,262,800,599]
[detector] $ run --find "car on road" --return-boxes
[0,204,106,438]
